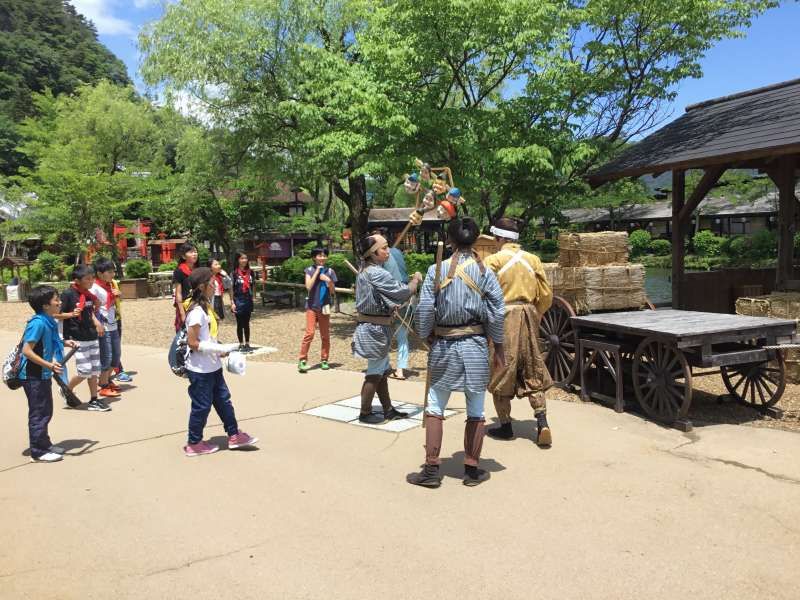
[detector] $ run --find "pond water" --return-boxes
[645,267,672,306]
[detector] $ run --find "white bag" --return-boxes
[226,351,246,376]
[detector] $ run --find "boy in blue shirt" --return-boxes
[19,286,77,462]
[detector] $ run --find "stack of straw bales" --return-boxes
[542,232,647,313]
[735,292,800,383]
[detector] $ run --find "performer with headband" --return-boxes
[407,218,506,488]
[484,217,554,447]
[353,233,423,424]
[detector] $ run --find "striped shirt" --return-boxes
[415,252,505,391]
[352,265,413,360]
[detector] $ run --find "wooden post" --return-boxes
[671,169,686,309]
[771,155,798,290]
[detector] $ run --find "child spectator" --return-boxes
[18,285,78,462]
[172,242,198,331]
[59,265,109,412]
[183,267,257,457]
[111,276,133,383]
[229,252,256,352]
[297,247,337,373]
[208,259,226,321]
[91,258,123,400]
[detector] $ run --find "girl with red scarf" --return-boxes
[229,252,256,351]
[207,259,227,321]
[172,242,198,331]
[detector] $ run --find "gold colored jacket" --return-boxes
[484,243,553,316]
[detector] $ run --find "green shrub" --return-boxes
[540,238,558,255]
[35,251,64,281]
[21,264,44,283]
[727,231,777,263]
[326,253,357,288]
[629,229,651,257]
[692,230,725,256]
[794,232,800,255]
[296,241,318,259]
[272,255,312,283]
[197,246,210,265]
[124,258,152,279]
[158,261,177,272]
[649,239,671,256]
[405,253,435,278]
[64,264,75,281]
[750,229,777,260]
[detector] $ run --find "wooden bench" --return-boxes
[261,290,295,308]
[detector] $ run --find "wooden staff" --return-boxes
[343,258,359,275]
[423,241,445,428]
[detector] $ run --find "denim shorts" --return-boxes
[98,328,121,372]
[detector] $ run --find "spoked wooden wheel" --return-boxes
[632,336,692,424]
[538,295,577,386]
[721,355,786,410]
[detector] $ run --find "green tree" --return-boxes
[2,83,181,260]
[0,0,130,175]
[140,0,777,247]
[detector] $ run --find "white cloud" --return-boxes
[69,0,135,36]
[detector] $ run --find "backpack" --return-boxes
[167,326,190,378]
[2,335,25,390]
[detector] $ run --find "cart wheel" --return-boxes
[538,295,577,386]
[720,355,786,410]
[632,336,692,423]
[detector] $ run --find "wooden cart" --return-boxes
[564,309,796,429]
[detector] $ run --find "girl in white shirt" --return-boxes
[183,267,257,457]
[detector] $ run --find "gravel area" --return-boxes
[2,297,799,432]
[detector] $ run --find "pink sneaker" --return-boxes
[184,441,220,457]
[228,431,258,449]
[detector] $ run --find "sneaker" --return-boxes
[115,372,133,383]
[49,445,65,455]
[228,431,259,449]
[31,452,63,463]
[243,344,253,353]
[239,344,247,352]
[298,360,309,373]
[87,398,112,412]
[320,360,330,370]
[99,387,121,398]
[107,382,122,392]
[184,441,219,457]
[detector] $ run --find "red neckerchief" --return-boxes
[178,262,192,277]
[94,279,114,309]
[213,273,224,295]
[71,283,98,312]
[236,267,251,293]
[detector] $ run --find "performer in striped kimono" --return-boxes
[407,218,506,488]
[484,217,554,447]
[353,233,423,425]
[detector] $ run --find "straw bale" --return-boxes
[735,292,800,384]
[558,232,629,267]
[550,264,646,313]
[734,296,772,318]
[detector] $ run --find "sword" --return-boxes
[423,240,444,429]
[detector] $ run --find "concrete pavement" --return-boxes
[1,331,799,599]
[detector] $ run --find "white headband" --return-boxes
[490,226,519,240]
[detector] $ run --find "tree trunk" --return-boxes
[333,174,370,256]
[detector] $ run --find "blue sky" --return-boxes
[72,0,800,122]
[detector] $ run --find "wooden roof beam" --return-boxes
[678,165,727,223]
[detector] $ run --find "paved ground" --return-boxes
[1,329,800,599]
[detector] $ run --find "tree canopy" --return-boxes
[139,0,776,248]
[0,0,131,175]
